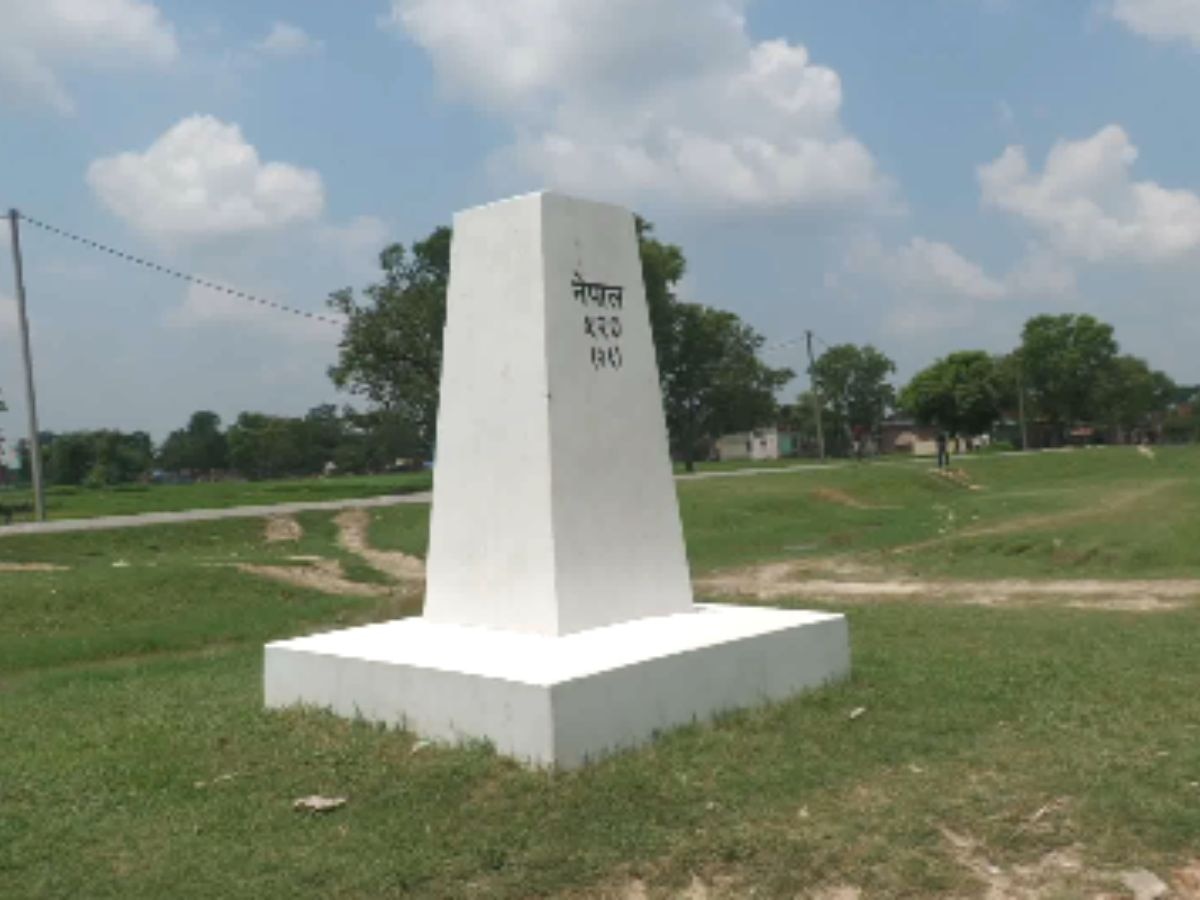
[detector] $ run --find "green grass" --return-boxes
[673,445,1200,578]
[2,446,1199,897]
[0,471,431,524]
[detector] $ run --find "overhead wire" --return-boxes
[15,211,345,327]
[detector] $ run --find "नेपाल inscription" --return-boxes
[572,271,624,371]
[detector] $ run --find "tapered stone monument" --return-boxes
[264,191,850,768]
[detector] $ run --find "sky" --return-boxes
[2,0,1200,460]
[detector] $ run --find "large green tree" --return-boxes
[1019,314,1118,433]
[328,229,451,459]
[660,302,793,471]
[329,220,788,469]
[899,351,1004,437]
[810,344,896,453]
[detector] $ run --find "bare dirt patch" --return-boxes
[608,874,743,899]
[696,559,1200,612]
[334,509,425,581]
[0,562,69,573]
[1174,861,1200,899]
[811,487,894,511]
[234,559,391,597]
[227,509,425,598]
[938,830,1114,898]
[264,515,303,544]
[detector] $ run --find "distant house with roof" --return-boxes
[713,427,801,462]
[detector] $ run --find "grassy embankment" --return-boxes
[1,446,1198,897]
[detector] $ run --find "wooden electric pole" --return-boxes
[806,330,825,460]
[7,209,46,520]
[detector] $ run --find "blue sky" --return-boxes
[3,0,1200,460]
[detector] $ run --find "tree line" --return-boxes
[786,315,1195,455]
[7,405,427,487]
[3,220,1197,488]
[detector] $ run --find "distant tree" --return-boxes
[899,351,1004,438]
[227,413,306,480]
[1019,314,1118,435]
[159,410,228,474]
[336,408,424,473]
[27,430,153,487]
[810,344,896,453]
[46,432,92,485]
[660,302,793,471]
[1097,356,1175,436]
[300,404,344,472]
[328,229,451,459]
[86,430,153,486]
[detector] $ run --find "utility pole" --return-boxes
[805,330,825,460]
[1016,353,1029,452]
[8,209,46,520]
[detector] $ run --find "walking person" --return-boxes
[936,431,950,470]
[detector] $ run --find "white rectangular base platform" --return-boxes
[264,604,850,769]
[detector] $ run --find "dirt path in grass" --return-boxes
[0,562,69,573]
[236,509,425,597]
[233,559,392,597]
[333,509,425,581]
[697,559,1200,612]
[893,479,1180,557]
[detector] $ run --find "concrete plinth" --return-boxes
[265,604,849,769]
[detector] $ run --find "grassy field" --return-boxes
[0,471,432,524]
[2,446,1199,897]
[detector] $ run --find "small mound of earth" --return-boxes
[932,468,982,490]
[264,515,303,543]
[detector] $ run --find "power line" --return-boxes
[764,331,833,354]
[16,211,345,327]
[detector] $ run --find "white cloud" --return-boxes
[0,293,17,337]
[0,0,177,115]
[166,281,338,345]
[979,124,1200,262]
[835,230,1079,341]
[87,115,325,242]
[386,0,884,210]
[255,21,323,57]
[1108,0,1200,48]
[1005,248,1078,297]
[845,235,1007,300]
[315,216,391,281]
